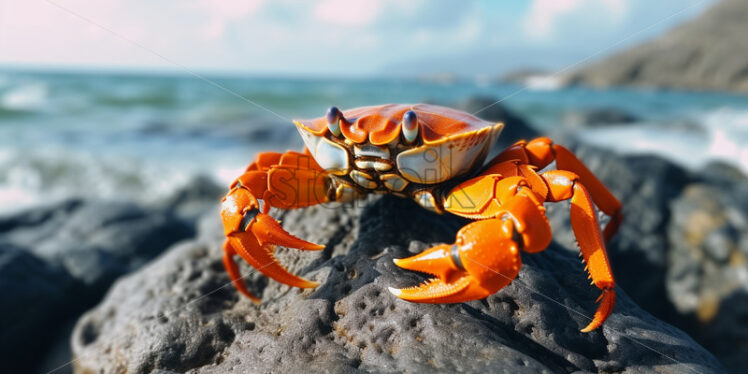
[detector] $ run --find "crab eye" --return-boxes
[402,110,418,144]
[326,106,342,136]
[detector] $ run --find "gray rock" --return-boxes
[0,199,193,294]
[0,244,77,371]
[666,165,748,372]
[0,198,196,373]
[72,195,726,373]
[160,174,226,224]
[565,0,748,92]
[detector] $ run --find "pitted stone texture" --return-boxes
[72,196,725,374]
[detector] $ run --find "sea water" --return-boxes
[0,69,746,214]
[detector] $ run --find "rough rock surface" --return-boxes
[565,0,748,92]
[0,199,193,295]
[72,196,726,373]
[0,177,222,373]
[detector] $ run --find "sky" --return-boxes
[0,0,716,77]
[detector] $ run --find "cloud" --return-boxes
[524,0,628,41]
[0,0,710,76]
[195,0,265,40]
[313,0,381,26]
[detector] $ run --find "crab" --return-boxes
[220,104,622,332]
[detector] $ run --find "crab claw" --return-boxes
[221,187,323,292]
[228,229,320,289]
[390,219,522,304]
[251,213,325,251]
[390,245,492,303]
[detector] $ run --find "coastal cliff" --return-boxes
[565,0,748,92]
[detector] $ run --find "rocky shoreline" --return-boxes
[2,100,745,373]
[70,195,726,373]
[565,0,748,93]
[0,177,223,373]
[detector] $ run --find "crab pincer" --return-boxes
[221,184,323,301]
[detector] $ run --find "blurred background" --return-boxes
[1,0,746,214]
[1,0,747,373]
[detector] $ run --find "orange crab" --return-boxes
[220,104,622,332]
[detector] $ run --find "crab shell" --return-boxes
[293,104,504,199]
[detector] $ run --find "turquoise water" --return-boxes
[0,69,746,213]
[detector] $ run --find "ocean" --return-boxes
[1,69,746,214]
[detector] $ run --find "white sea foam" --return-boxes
[0,147,205,215]
[0,82,48,111]
[578,108,748,175]
[703,108,748,168]
[524,74,562,91]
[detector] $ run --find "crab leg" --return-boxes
[490,137,623,242]
[396,169,616,332]
[220,150,330,300]
[543,170,616,332]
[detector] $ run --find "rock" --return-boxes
[565,0,748,92]
[666,163,748,372]
[453,96,539,149]
[562,107,640,127]
[0,199,193,294]
[37,319,77,374]
[72,195,726,373]
[161,174,226,224]
[0,198,197,373]
[0,244,77,372]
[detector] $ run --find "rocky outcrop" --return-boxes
[0,244,77,369]
[0,176,224,373]
[71,195,727,373]
[666,162,748,371]
[0,199,193,296]
[566,0,748,92]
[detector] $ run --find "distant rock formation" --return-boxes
[566,0,748,93]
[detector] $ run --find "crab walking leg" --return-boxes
[490,137,623,242]
[543,170,616,332]
[221,150,329,299]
